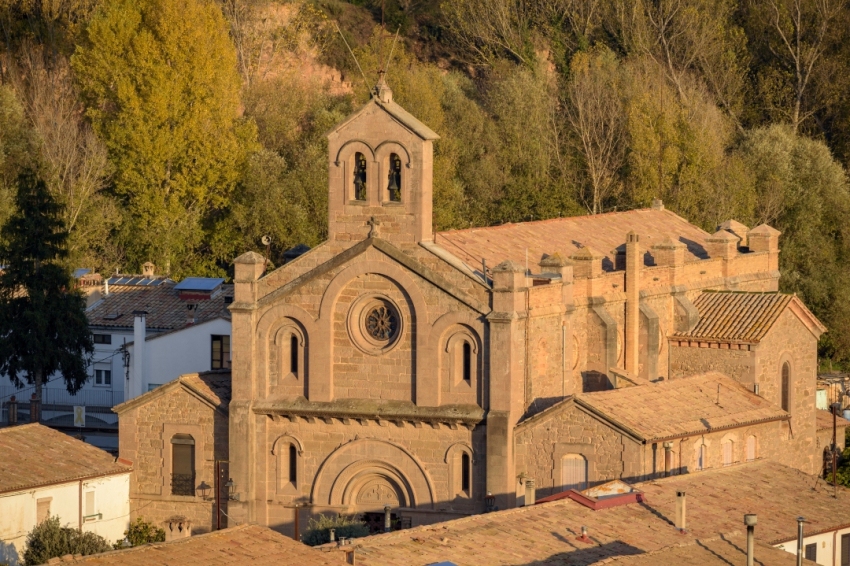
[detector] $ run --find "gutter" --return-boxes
[0,467,132,498]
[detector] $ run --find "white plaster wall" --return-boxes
[0,473,130,566]
[126,318,231,398]
[776,527,850,565]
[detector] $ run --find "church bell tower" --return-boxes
[325,75,439,247]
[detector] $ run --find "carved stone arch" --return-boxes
[375,142,410,204]
[334,139,376,164]
[271,434,304,456]
[778,352,794,413]
[271,433,305,497]
[315,260,430,403]
[444,442,475,464]
[375,140,412,165]
[336,460,413,509]
[256,304,316,399]
[335,140,377,204]
[426,311,486,407]
[444,442,474,500]
[310,437,436,510]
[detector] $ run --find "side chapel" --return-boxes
[118,76,828,535]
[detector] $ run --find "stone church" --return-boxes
[117,77,827,536]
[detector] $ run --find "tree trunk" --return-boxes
[34,368,43,403]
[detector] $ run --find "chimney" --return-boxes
[744,514,757,566]
[525,478,536,506]
[29,393,40,423]
[796,517,805,566]
[6,395,17,425]
[625,232,640,375]
[675,491,686,533]
[186,303,196,325]
[142,262,155,277]
[131,311,147,400]
[753,383,760,396]
[651,198,664,210]
[329,528,336,543]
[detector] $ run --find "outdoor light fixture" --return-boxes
[485,491,496,513]
[197,481,211,500]
[225,478,239,501]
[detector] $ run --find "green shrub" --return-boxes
[113,517,166,549]
[302,513,369,546]
[23,516,111,566]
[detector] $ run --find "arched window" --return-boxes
[289,334,299,375]
[781,362,791,411]
[461,453,471,494]
[171,434,195,496]
[288,444,297,484]
[746,435,757,462]
[274,436,303,495]
[561,454,588,491]
[722,439,734,466]
[353,152,367,201]
[462,341,471,383]
[694,443,707,471]
[387,153,402,202]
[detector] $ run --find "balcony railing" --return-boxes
[0,386,123,408]
[171,473,196,496]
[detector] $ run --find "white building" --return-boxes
[0,424,131,565]
[0,269,232,452]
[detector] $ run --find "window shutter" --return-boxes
[36,498,51,523]
[85,491,95,516]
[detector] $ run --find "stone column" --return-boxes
[625,232,640,375]
[705,229,738,280]
[486,260,527,511]
[230,251,266,524]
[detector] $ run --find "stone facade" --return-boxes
[114,373,230,538]
[197,80,827,537]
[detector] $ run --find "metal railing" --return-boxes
[171,473,196,496]
[0,385,123,408]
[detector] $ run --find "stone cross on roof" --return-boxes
[366,216,381,238]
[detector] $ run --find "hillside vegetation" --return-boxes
[1,0,849,367]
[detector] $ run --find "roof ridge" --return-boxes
[0,422,39,434]
[436,208,660,237]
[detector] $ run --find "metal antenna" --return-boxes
[334,22,369,88]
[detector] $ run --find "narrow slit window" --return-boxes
[290,334,299,374]
[354,152,367,201]
[461,453,470,492]
[387,153,401,202]
[288,444,297,485]
[781,362,791,411]
[462,342,471,383]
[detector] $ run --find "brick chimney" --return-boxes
[6,395,17,425]
[747,224,781,272]
[705,229,738,279]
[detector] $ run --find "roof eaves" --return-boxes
[112,378,184,414]
[515,396,576,432]
[647,413,790,443]
[788,296,828,339]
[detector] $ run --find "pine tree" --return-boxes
[0,170,93,402]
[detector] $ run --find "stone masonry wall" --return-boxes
[515,404,640,499]
[668,344,754,382]
[756,309,820,474]
[121,387,228,535]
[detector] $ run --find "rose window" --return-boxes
[366,305,396,341]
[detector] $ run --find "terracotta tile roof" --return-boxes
[816,409,850,431]
[87,283,232,331]
[596,536,810,565]
[350,461,850,565]
[435,208,711,270]
[674,291,793,343]
[576,372,788,441]
[113,371,231,415]
[0,423,131,494]
[50,524,340,565]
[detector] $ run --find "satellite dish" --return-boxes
[261,235,271,246]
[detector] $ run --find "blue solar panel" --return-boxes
[174,277,225,292]
[73,268,91,278]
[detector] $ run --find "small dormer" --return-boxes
[326,74,440,247]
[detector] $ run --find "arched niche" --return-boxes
[310,438,435,510]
